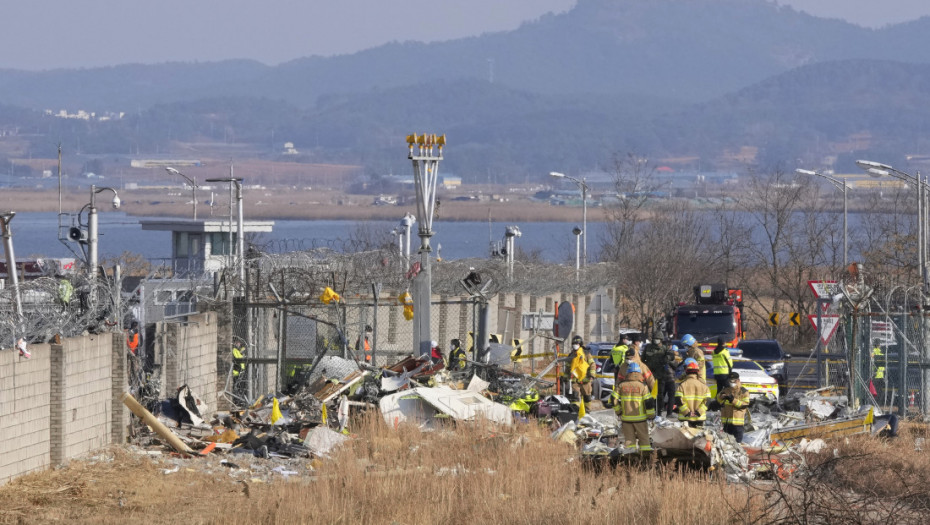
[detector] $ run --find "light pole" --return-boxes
[796,168,849,267]
[0,212,23,321]
[407,133,444,357]
[504,225,521,280]
[572,226,582,281]
[399,213,416,267]
[166,167,199,220]
[856,160,927,292]
[205,177,245,287]
[550,172,588,267]
[88,185,121,281]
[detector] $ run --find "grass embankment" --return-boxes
[0,414,741,525]
[2,415,929,524]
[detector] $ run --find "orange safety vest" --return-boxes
[127,331,139,355]
[357,335,371,362]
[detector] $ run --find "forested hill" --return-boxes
[3,0,930,111]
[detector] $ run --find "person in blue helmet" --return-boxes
[681,334,706,383]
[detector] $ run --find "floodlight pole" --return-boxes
[551,171,589,267]
[407,133,445,357]
[166,167,199,220]
[795,168,848,267]
[856,160,927,294]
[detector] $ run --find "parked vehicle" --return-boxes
[705,358,780,401]
[669,284,745,352]
[737,339,791,386]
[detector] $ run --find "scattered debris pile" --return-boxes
[122,353,879,487]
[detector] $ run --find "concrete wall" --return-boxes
[54,334,118,463]
[154,312,218,416]
[1,312,217,486]
[0,343,51,483]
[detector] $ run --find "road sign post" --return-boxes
[808,280,839,387]
[810,309,840,388]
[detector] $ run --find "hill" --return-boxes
[2,0,930,112]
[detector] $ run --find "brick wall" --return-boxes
[0,343,51,483]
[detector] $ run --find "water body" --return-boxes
[4,212,607,263]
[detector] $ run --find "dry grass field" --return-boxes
[2,414,929,525]
[0,188,606,223]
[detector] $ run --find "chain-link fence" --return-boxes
[792,292,930,418]
[225,295,480,402]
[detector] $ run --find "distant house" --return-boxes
[283,142,299,155]
[442,175,462,189]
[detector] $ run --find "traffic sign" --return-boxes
[768,312,779,326]
[809,315,840,345]
[870,321,896,346]
[789,312,800,326]
[808,280,838,299]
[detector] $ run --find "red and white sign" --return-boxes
[809,315,840,345]
[870,320,896,346]
[808,280,839,299]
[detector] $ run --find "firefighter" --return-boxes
[717,371,751,442]
[610,334,631,382]
[231,345,246,378]
[618,347,655,390]
[872,343,885,401]
[355,325,373,363]
[681,333,706,383]
[448,338,468,371]
[569,336,596,417]
[712,337,733,393]
[614,361,655,453]
[676,358,712,427]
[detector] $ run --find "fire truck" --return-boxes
[670,284,744,352]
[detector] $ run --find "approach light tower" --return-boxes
[407,133,445,357]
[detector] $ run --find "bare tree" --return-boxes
[733,169,811,339]
[618,206,714,335]
[601,153,664,262]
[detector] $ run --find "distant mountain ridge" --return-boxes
[2,0,930,112]
[1,1,930,178]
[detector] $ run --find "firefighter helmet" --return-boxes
[681,334,697,347]
[684,358,699,371]
[626,362,642,374]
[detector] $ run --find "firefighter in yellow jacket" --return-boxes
[617,347,655,391]
[614,361,655,453]
[676,358,712,428]
[717,371,751,443]
[569,336,596,417]
[680,334,706,383]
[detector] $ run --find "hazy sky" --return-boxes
[3,0,930,71]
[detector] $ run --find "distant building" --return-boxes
[139,218,274,276]
[283,142,299,155]
[130,159,203,168]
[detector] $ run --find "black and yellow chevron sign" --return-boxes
[768,312,779,326]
